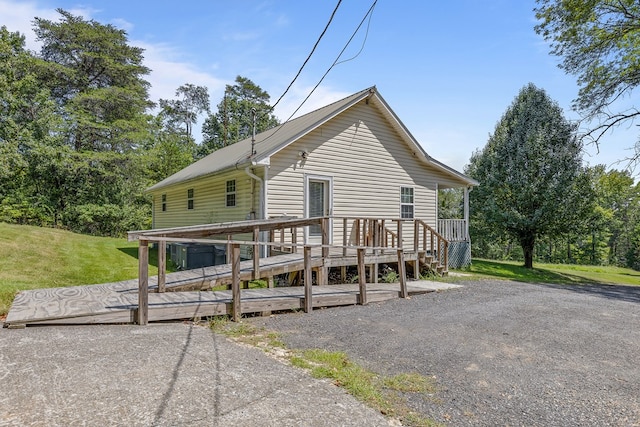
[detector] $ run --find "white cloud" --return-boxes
[0,1,94,51]
[136,41,226,104]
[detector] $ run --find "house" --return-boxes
[146,86,477,268]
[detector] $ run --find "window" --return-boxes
[187,188,194,210]
[400,187,414,219]
[226,180,236,207]
[161,194,167,212]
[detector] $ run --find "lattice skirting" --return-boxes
[448,241,471,269]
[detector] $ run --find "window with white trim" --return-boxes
[187,188,194,210]
[226,180,236,207]
[161,194,167,212]
[400,187,414,219]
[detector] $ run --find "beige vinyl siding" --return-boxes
[150,169,258,229]
[267,100,438,248]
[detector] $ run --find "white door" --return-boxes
[305,175,332,244]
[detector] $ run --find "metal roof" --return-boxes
[147,86,477,192]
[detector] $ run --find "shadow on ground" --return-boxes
[535,282,640,304]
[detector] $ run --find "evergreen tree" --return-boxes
[467,83,593,268]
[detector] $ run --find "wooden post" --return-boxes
[320,217,329,286]
[253,226,260,280]
[291,227,297,253]
[342,218,348,256]
[231,243,241,322]
[397,220,403,249]
[321,218,329,258]
[137,239,149,325]
[355,219,361,246]
[158,239,166,293]
[380,220,386,247]
[372,219,379,283]
[357,248,367,305]
[413,221,420,280]
[304,246,313,313]
[362,219,369,246]
[397,248,407,298]
[430,230,434,255]
[340,218,347,277]
[423,226,427,252]
[268,229,274,256]
[226,234,232,263]
[279,228,284,252]
[444,239,449,273]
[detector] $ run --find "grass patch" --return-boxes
[0,222,170,316]
[451,258,640,286]
[210,317,440,426]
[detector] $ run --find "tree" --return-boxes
[0,26,62,225]
[595,168,640,266]
[535,0,640,167]
[33,9,152,152]
[467,83,592,268]
[159,83,210,139]
[201,76,279,155]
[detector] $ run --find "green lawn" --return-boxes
[0,223,162,316]
[461,258,640,286]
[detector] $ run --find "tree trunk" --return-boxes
[520,234,535,269]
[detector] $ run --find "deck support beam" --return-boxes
[397,248,407,298]
[137,239,149,325]
[304,246,313,313]
[357,248,367,305]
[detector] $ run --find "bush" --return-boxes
[63,203,151,237]
[0,197,53,226]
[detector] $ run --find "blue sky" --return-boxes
[1,0,635,173]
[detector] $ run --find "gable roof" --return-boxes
[148,86,477,192]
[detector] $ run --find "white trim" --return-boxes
[399,185,415,219]
[303,174,333,244]
[435,182,439,228]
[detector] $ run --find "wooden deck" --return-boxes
[4,251,460,327]
[5,280,460,327]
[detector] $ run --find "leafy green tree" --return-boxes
[535,0,640,165]
[0,27,62,225]
[143,116,196,183]
[467,83,592,268]
[596,168,640,266]
[33,9,152,152]
[201,76,279,155]
[159,83,210,139]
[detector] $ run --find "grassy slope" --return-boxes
[465,258,640,286]
[0,223,161,316]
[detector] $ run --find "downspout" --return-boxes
[245,166,263,219]
[245,165,268,257]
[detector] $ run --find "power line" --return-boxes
[270,0,343,112]
[262,0,378,143]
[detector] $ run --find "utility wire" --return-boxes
[270,0,343,112]
[262,0,378,143]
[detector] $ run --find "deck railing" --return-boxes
[437,219,468,242]
[129,216,449,325]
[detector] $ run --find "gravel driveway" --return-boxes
[250,279,640,426]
